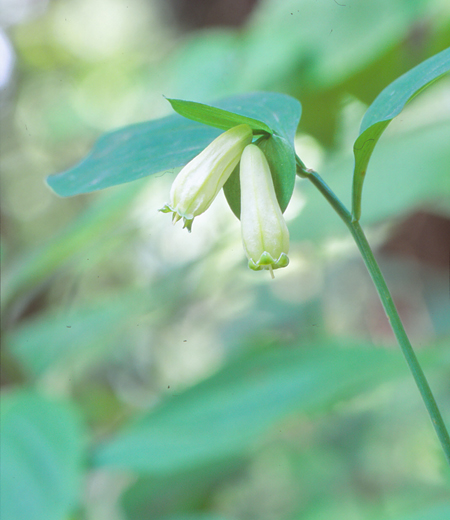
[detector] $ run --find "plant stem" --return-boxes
[296,158,450,467]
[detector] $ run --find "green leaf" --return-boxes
[47,116,222,197]
[6,294,145,377]
[6,266,198,378]
[167,98,273,135]
[159,516,232,520]
[352,46,450,220]
[217,92,301,144]
[223,134,296,218]
[0,391,84,520]
[2,181,142,307]
[291,120,450,243]
[258,135,296,213]
[92,342,405,475]
[46,93,301,198]
[122,460,240,520]
[221,164,241,219]
[393,504,450,520]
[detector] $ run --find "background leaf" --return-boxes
[352,46,450,220]
[0,391,84,520]
[394,503,450,520]
[1,181,142,307]
[159,516,232,520]
[121,461,241,520]
[5,293,146,377]
[92,342,405,475]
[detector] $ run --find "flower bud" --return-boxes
[160,124,253,231]
[239,144,289,276]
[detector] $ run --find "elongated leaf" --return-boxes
[216,92,301,144]
[122,460,239,520]
[92,342,405,475]
[47,93,301,198]
[6,262,197,378]
[47,116,221,197]
[290,120,450,242]
[2,181,142,307]
[160,516,231,520]
[167,98,273,135]
[0,391,84,520]
[6,293,146,377]
[352,46,450,220]
[223,134,296,218]
[394,504,450,520]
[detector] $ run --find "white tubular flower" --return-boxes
[160,124,253,231]
[239,144,289,277]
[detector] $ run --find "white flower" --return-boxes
[239,144,289,277]
[160,124,253,231]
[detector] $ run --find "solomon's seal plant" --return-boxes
[47,48,450,466]
[159,123,290,275]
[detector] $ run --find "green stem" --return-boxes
[296,157,450,467]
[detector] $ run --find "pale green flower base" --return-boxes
[248,252,289,272]
[160,204,194,232]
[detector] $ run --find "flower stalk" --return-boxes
[297,157,450,467]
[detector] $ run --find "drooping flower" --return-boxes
[239,144,289,277]
[160,124,253,231]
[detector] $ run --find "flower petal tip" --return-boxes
[159,204,172,214]
[183,218,193,232]
[248,252,289,272]
[159,204,193,231]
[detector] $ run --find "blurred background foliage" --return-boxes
[1,0,450,519]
